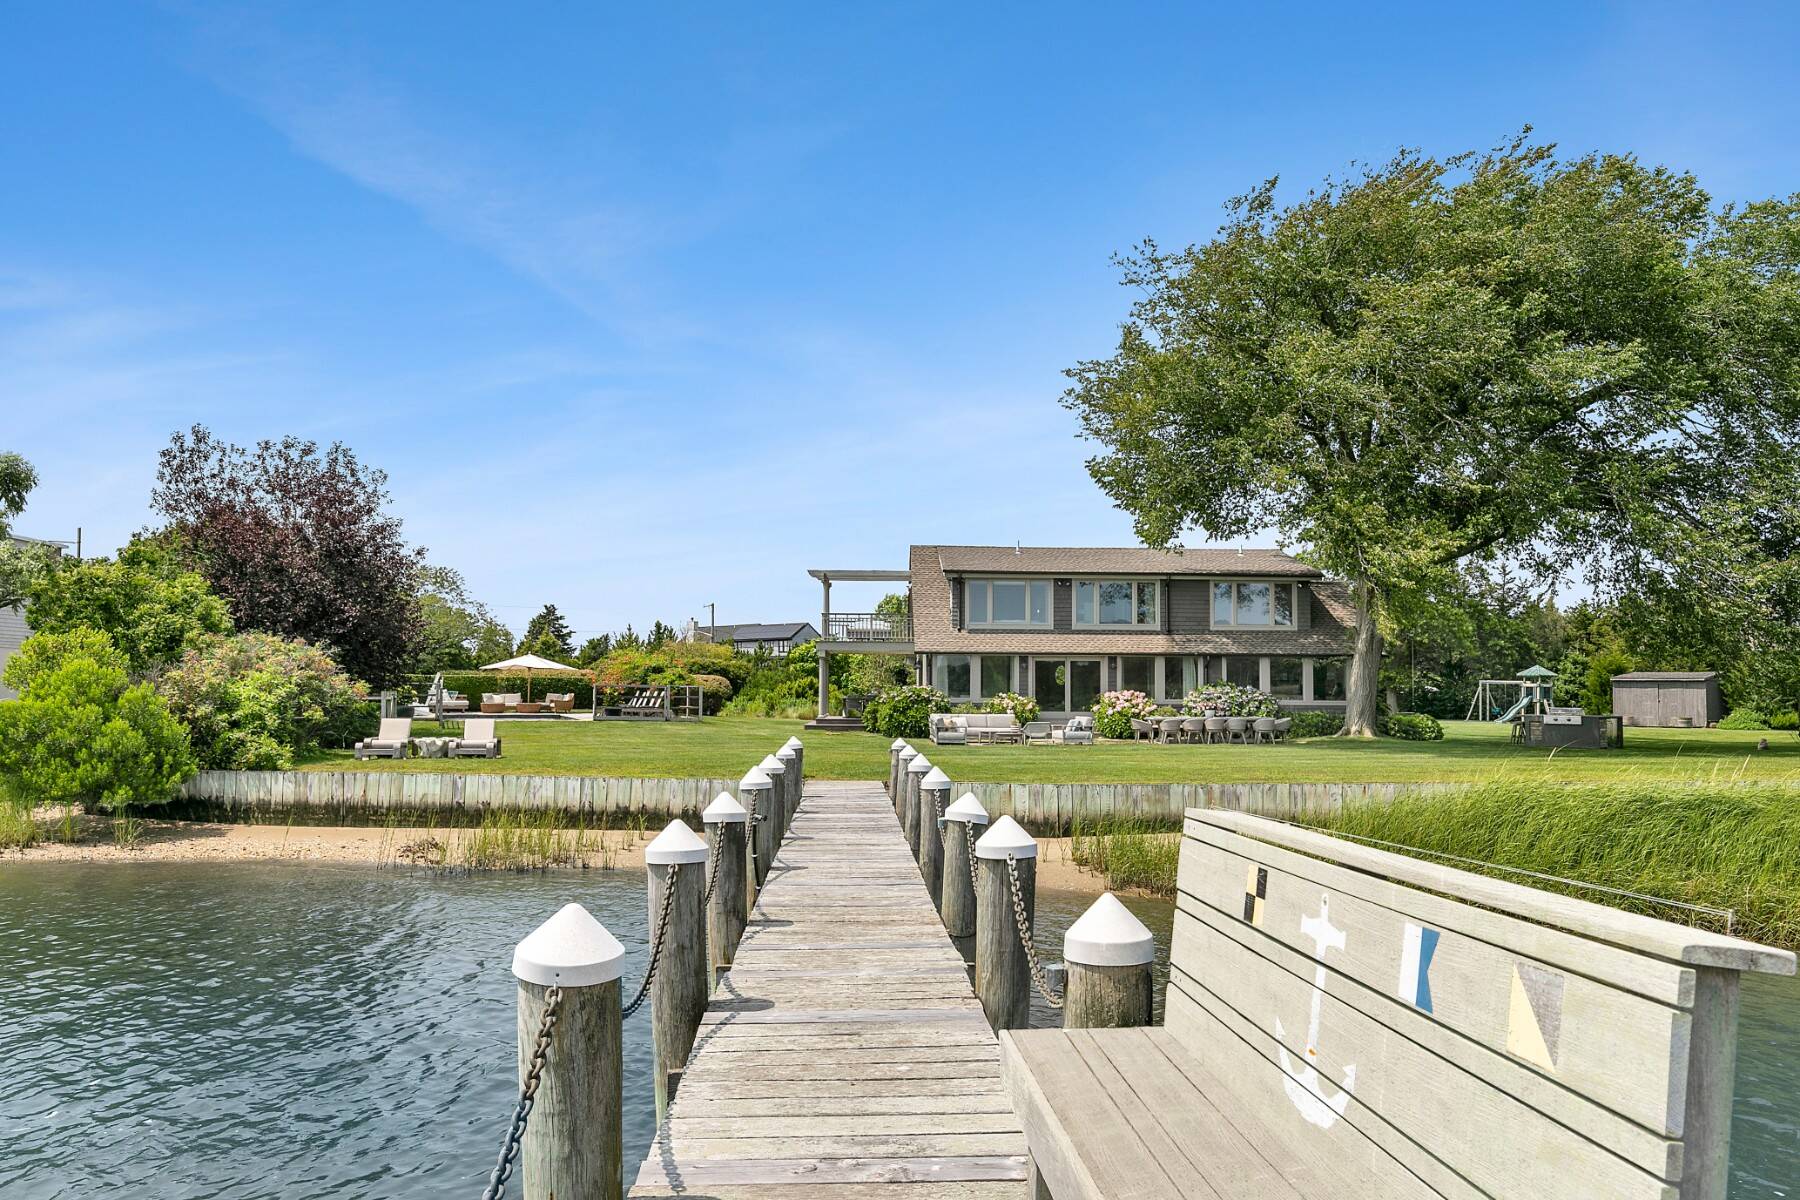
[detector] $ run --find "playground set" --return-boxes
[1466,664,1624,750]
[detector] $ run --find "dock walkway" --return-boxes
[631,779,1029,1198]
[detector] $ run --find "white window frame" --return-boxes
[965,578,1052,629]
[934,653,975,700]
[977,654,1015,699]
[1072,578,1161,629]
[1210,580,1295,628]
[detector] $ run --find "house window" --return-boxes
[1225,656,1260,688]
[967,579,1051,627]
[1312,657,1348,702]
[1074,580,1159,627]
[1119,656,1155,694]
[1211,580,1295,627]
[979,655,1012,698]
[1161,656,1198,700]
[1270,657,1304,698]
[935,654,973,698]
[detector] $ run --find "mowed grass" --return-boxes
[305,715,1800,786]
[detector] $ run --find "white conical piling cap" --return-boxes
[512,903,626,987]
[921,766,951,791]
[645,818,710,864]
[703,792,747,824]
[975,814,1037,859]
[759,753,787,775]
[906,755,933,774]
[890,737,909,751]
[776,745,796,763]
[783,736,804,751]
[897,744,919,763]
[739,767,772,790]
[1063,893,1156,966]
[944,793,990,825]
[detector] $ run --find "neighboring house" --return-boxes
[909,544,1357,717]
[685,620,822,658]
[0,535,68,700]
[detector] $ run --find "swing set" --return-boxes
[1465,664,1560,722]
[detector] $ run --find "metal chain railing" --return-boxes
[702,836,723,908]
[1005,853,1063,1009]
[747,795,760,868]
[480,983,563,1200]
[963,821,978,891]
[622,861,680,1020]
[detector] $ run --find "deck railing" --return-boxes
[822,612,913,643]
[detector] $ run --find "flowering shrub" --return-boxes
[159,632,369,769]
[985,692,1040,724]
[860,685,949,739]
[1091,690,1161,739]
[1182,684,1281,719]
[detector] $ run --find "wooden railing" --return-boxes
[822,612,912,643]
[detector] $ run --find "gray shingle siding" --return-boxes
[1169,579,1211,632]
[0,605,29,701]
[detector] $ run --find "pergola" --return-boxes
[807,567,912,721]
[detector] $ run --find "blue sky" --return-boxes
[4,3,1797,639]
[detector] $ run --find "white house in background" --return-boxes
[0,536,69,700]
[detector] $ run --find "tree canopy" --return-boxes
[519,603,576,660]
[25,547,232,675]
[1064,135,1800,733]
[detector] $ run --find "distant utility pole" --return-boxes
[707,602,716,643]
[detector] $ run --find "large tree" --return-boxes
[518,603,576,660]
[1064,135,1800,734]
[412,565,512,673]
[150,427,425,687]
[25,550,232,676]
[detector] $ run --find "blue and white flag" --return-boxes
[1396,922,1439,1013]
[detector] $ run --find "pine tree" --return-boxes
[519,604,575,658]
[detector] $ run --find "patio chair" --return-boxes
[1252,717,1279,744]
[1023,721,1055,744]
[449,718,502,759]
[1273,717,1293,741]
[1181,717,1206,744]
[1130,718,1154,742]
[1061,715,1095,745]
[480,693,505,714]
[1225,716,1250,744]
[355,717,412,760]
[1158,717,1185,744]
[543,692,575,713]
[1204,716,1229,744]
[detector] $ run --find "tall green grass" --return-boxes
[1069,815,1181,896]
[0,803,39,851]
[1306,781,1800,950]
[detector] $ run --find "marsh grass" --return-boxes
[378,810,625,873]
[111,813,144,849]
[1307,780,1800,950]
[1069,815,1181,896]
[0,804,39,851]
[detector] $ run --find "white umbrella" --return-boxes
[480,653,581,702]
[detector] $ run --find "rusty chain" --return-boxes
[622,861,680,1019]
[1005,853,1063,1009]
[963,821,979,891]
[480,983,563,1200]
[702,834,723,908]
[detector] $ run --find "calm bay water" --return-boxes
[0,866,1793,1197]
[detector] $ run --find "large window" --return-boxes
[1270,657,1304,698]
[1211,581,1295,627]
[1032,658,1102,714]
[967,578,1051,627]
[1312,657,1348,702]
[1074,579,1159,627]
[1119,656,1155,694]
[980,655,1013,697]
[1225,656,1261,688]
[1162,656,1198,700]
[934,654,972,698]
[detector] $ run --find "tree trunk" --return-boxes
[1340,578,1383,737]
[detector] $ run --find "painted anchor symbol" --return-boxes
[1275,893,1356,1128]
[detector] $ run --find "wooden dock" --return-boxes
[630,779,1029,1198]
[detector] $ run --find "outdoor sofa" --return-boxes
[449,718,502,758]
[929,713,1023,744]
[543,692,575,713]
[480,693,524,713]
[355,717,412,760]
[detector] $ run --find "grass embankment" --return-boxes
[1309,783,1800,951]
[1069,816,1181,896]
[306,715,1800,786]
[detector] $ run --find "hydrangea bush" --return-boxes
[985,692,1041,724]
[860,685,949,739]
[1182,683,1281,718]
[1091,689,1161,739]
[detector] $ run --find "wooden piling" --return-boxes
[757,753,788,853]
[775,745,799,839]
[940,792,989,938]
[701,793,748,973]
[738,769,775,893]
[903,754,932,859]
[887,737,908,799]
[511,903,625,1200]
[975,815,1037,1031]
[894,744,919,817]
[1061,892,1155,1028]
[917,767,950,909]
[645,820,710,1112]
[782,736,804,829]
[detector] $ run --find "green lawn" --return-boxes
[305,715,1800,785]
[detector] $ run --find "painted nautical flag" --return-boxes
[1395,922,1439,1013]
[1506,962,1565,1071]
[1243,865,1268,926]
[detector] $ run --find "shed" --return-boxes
[1611,671,1722,728]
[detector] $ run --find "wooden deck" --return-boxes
[631,779,1029,1198]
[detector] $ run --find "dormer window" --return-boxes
[1074,579,1159,627]
[1212,580,1295,627]
[966,578,1051,627]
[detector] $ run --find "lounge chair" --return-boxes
[450,718,502,758]
[618,687,670,720]
[355,717,412,760]
[1022,721,1055,744]
[1061,715,1095,745]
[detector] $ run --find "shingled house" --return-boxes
[909,544,1356,718]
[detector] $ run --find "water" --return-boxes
[0,868,1793,1197]
[1035,888,1800,1199]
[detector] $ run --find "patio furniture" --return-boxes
[1204,716,1228,743]
[1022,721,1056,744]
[543,692,575,713]
[515,702,544,714]
[354,717,412,760]
[619,686,671,720]
[480,693,505,713]
[1252,716,1279,743]
[450,718,502,758]
[1225,716,1250,743]
[1061,715,1095,745]
[1129,718,1155,742]
[1181,717,1206,743]
[929,713,1021,745]
[1156,717,1184,743]
[1273,717,1292,740]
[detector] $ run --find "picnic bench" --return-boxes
[1002,809,1794,1200]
